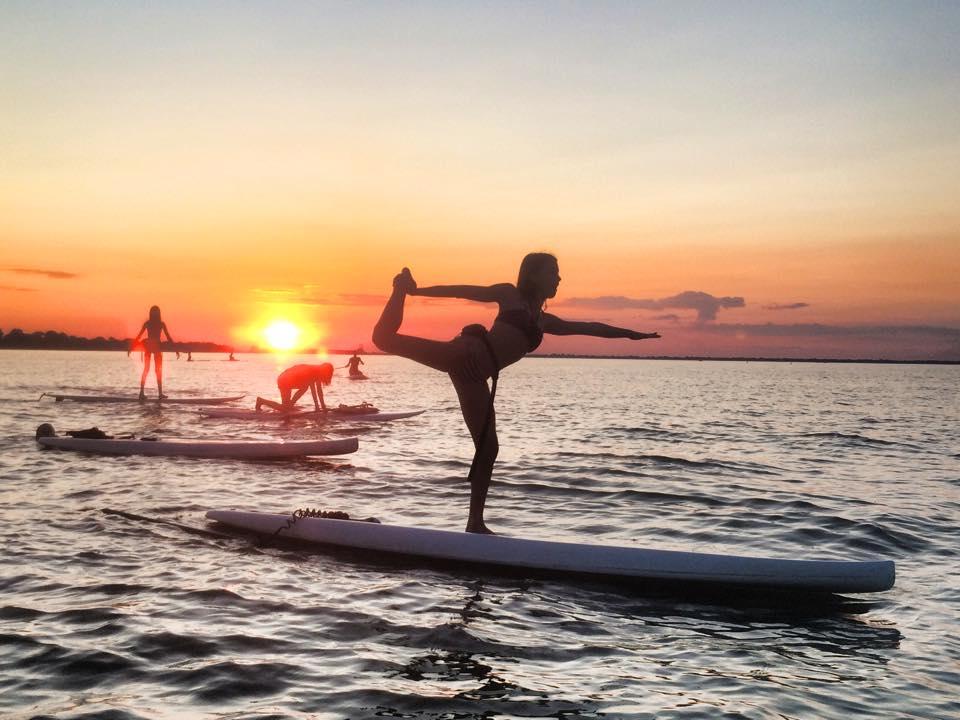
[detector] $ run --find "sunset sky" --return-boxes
[2,2,958,360]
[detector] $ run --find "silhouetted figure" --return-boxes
[373,253,660,534]
[187,351,193,361]
[343,353,365,377]
[228,351,236,361]
[131,305,175,400]
[255,363,334,413]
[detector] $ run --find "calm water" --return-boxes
[0,350,957,719]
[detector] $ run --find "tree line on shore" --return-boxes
[0,328,233,353]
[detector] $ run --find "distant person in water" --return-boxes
[373,253,660,534]
[344,353,365,377]
[255,363,334,413]
[130,305,175,400]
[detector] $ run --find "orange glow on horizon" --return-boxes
[232,302,328,355]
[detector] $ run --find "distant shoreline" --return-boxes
[1,341,956,366]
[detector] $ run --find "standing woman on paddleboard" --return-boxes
[373,252,660,534]
[131,305,176,400]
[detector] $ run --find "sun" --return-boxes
[263,320,301,352]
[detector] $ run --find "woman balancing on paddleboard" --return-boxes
[130,305,176,400]
[373,253,660,534]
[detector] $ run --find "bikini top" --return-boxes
[495,307,544,352]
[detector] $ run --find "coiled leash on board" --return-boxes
[459,324,500,486]
[272,507,351,537]
[270,507,380,543]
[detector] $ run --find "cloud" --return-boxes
[697,322,960,340]
[692,322,960,360]
[6,267,78,279]
[562,291,745,322]
[0,285,38,292]
[253,286,492,308]
[253,287,387,307]
[654,313,682,323]
[763,302,810,311]
[321,293,388,307]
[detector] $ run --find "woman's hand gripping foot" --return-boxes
[393,267,417,294]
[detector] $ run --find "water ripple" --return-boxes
[1,353,957,719]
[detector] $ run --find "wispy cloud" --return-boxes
[253,287,387,307]
[6,267,78,279]
[661,322,960,361]
[251,288,297,300]
[253,286,484,308]
[763,302,810,311]
[0,285,38,292]
[697,322,960,341]
[562,291,745,322]
[334,293,391,306]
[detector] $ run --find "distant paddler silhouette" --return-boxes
[343,352,366,378]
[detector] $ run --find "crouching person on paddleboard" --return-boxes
[373,252,660,534]
[255,363,334,413]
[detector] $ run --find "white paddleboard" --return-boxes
[43,393,246,405]
[38,436,358,459]
[200,407,425,422]
[205,510,895,593]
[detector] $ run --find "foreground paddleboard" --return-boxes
[206,510,895,593]
[201,407,425,422]
[38,436,358,459]
[43,393,246,405]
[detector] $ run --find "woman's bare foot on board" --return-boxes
[466,523,496,535]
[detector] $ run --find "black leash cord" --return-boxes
[272,507,350,538]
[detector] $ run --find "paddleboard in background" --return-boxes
[205,510,896,593]
[200,407,425,422]
[37,435,358,459]
[42,393,246,405]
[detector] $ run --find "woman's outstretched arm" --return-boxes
[411,282,513,304]
[543,313,660,340]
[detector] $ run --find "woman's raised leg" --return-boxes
[372,269,461,373]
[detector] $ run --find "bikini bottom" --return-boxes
[449,324,500,384]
